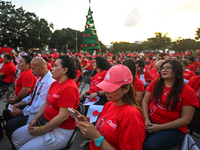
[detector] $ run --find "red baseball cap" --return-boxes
[96,64,133,93]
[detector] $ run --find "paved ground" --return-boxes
[0,81,200,150]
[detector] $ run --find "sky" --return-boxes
[9,0,200,45]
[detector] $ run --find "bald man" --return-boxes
[150,60,165,80]
[4,57,55,147]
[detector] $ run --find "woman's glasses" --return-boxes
[159,67,172,72]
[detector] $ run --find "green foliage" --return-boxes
[48,28,83,52]
[0,1,53,51]
[195,28,200,41]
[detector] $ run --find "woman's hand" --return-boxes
[28,118,37,130]
[77,121,101,141]
[73,109,90,122]
[145,119,151,128]
[80,92,87,100]
[146,123,161,133]
[28,126,39,136]
[88,92,97,100]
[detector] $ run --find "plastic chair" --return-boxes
[60,102,85,150]
[0,73,16,96]
[79,76,91,94]
[188,107,200,139]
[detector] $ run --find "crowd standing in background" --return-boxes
[0,45,200,149]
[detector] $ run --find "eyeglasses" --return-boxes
[159,67,172,72]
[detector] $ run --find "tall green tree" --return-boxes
[0,1,53,50]
[195,27,200,41]
[49,28,83,52]
[147,32,171,50]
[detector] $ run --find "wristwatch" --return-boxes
[96,91,100,96]
[95,135,104,147]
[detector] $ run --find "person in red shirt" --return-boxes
[187,75,200,107]
[0,55,16,84]
[105,50,112,58]
[189,56,200,71]
[122,59,144,105]
[76,64,145,150]
[185,56,196,71]
[135,60,152,88]
[73,57,83,87]
[0,55,16,97]
[127,51,133,57]
[42,57,52,71]
[8,55,37,104]
[83,57,93,75]
[80,57,110,123]
[149,60,165,80]
[142,60,199,150]
[120,51,126,57]
[12,55,79,150]
[180,60,196,83]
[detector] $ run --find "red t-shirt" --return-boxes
[127,53,132,57]
[15,69,37,96]
[136,71,152,87]
[133,76,144,92]
[148,61,155,70]
[149,68,160,80]
[85,60,93,70]
[89,70,107,93]
[192,61,200,69]
[89,102,145,150]
[44,79,79,129]
[0,62,16,83]
[187,75,200,107]
[76,69,82,87]
[47,64,52,71]
[186,64,196,71]
[146,80,199,134]
[81,60,86,67]
[183,69,196,80]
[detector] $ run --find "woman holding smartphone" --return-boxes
[12,55,79,150]
[142,60,199,150]
[76,64,145,150]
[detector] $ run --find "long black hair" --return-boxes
[152,60,183,111]
[122,59,136,78]
[91,56,110,77]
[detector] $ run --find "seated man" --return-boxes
[0,55,16,97]
[83,57,93,75]
[4,57,55,148]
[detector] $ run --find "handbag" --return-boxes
[181,134,199,150]
[36,114,49,126]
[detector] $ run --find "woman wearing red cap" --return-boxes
[142,60,199,150]
[76,64,145,150]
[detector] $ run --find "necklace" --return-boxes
[164,87,171,95]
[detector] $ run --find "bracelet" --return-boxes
[20,110,23,116]
[37,126,45,136]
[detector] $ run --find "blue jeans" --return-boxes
[144,129,185,150]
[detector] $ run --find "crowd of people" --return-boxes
[0,46,199,150]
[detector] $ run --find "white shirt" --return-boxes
[22,71,55,124]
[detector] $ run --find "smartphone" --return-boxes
[8,104,15,112]
[68,108,78,121]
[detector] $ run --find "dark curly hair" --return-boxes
[58,55,76,79]
[91,56,111,76]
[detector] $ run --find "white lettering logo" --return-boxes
[53,94,59,98]
[107,120,117,129]
[105,72,110,80]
